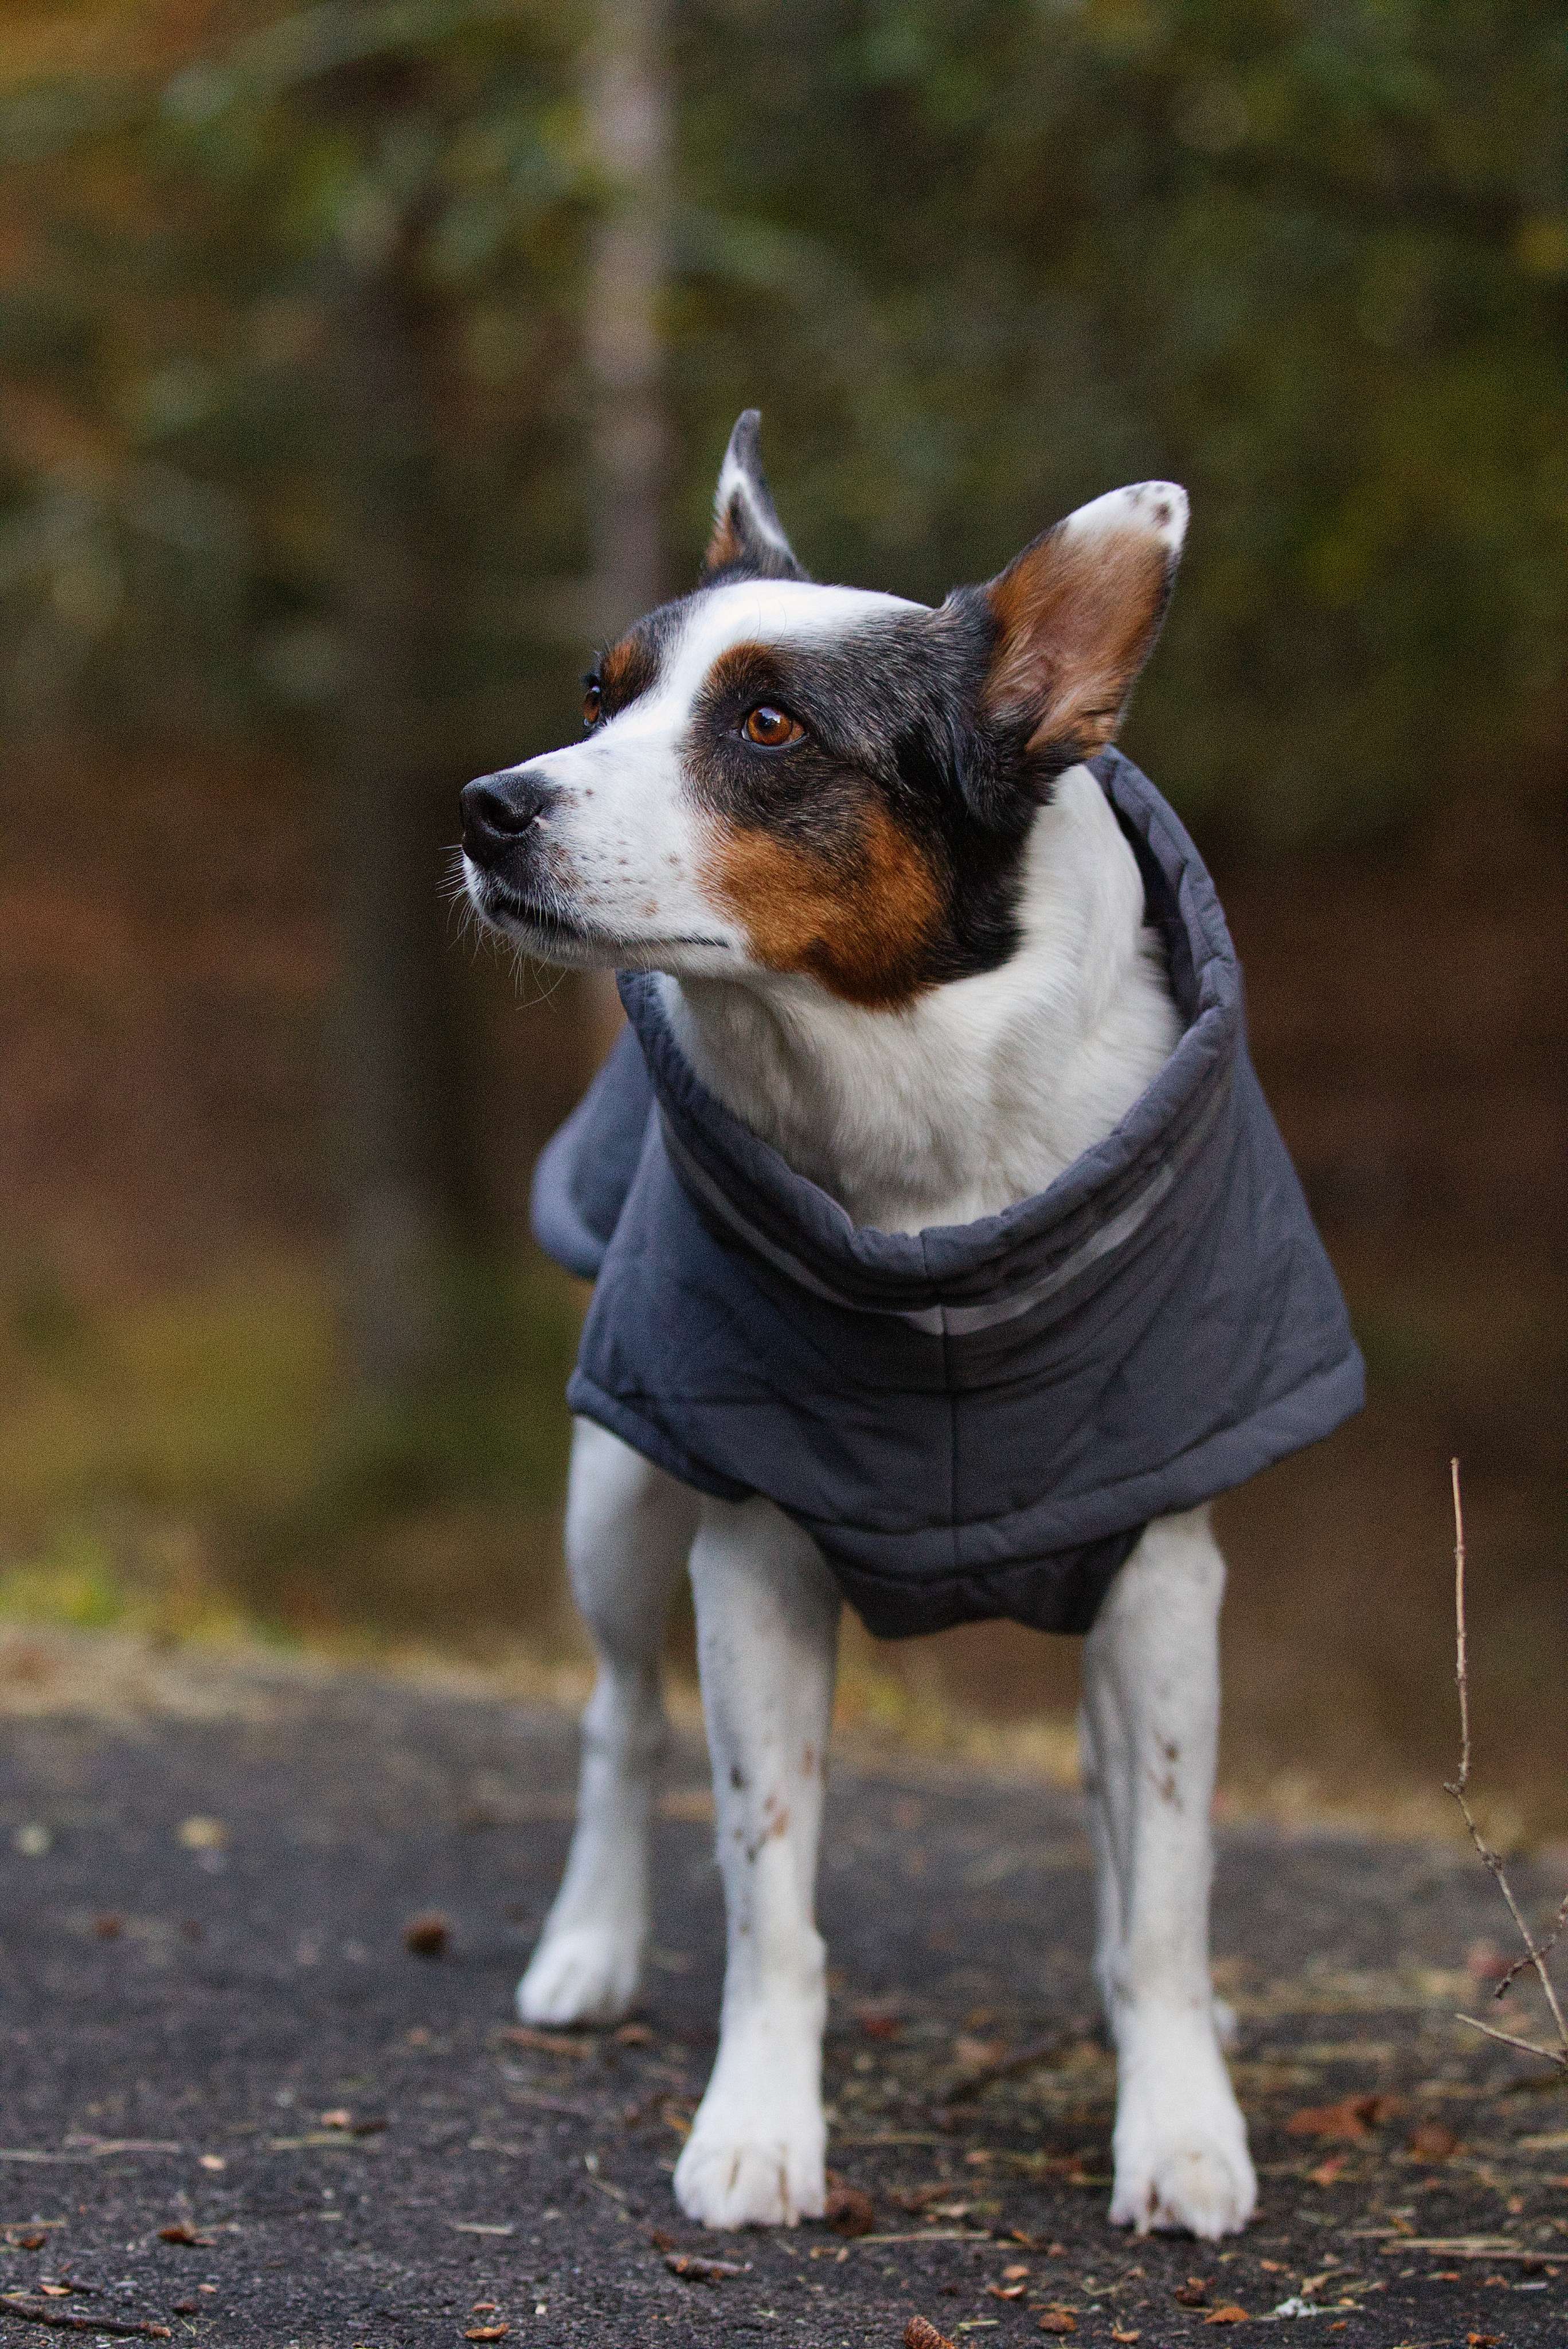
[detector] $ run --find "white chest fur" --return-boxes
[663,764,1181,1234]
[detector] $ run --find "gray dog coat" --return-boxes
[531,749,1364,1639]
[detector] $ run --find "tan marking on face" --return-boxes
[984,522,1173,763]
[600,633,656,703]
[705,798,943,1009]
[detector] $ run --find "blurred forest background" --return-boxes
[1,0,1564,1828]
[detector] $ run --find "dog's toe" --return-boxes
[1110,2140,1257,2239]
[673,2106,826,2229]
[516,1925,640,2027]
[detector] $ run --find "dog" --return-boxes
[459,414,1358,2239]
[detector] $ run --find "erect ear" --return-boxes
[699,409,810,585]
[979,481,1187,781]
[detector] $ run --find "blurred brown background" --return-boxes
[2,0,1564,1830]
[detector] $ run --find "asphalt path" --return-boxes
[1,1647,1565,2348]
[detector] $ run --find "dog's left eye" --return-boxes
[741,705,804,748]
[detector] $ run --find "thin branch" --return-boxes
[0,2299,171,2339]
[1454,2012,1568,2070]
[1444,1457,1568,2071]
[1495,1885,1568,1999]
[1448,1456,1471,1793]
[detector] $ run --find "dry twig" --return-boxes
[1444,1458,1568,2073]
[0,2299,170,2338]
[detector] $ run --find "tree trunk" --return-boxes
[582,0,671,631]
[322,234,480,1395]
[577,0,672,1053]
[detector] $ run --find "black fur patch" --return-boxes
[681,596,1054,992]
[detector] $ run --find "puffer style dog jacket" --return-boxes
[531,750,1364,1638]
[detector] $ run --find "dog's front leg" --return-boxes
[675,1495,839,2227]
[1082,1507,1256,2240]
[518,1419,698,2026]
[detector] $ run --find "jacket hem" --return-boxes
[565,1375,752,1504]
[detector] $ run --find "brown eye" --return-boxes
[582,681,602,728]
[742,705,803,748]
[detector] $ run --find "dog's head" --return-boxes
[461,412,1186,1010]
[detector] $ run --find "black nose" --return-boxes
[460,770,549,863]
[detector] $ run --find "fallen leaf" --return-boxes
[172,2303,198,2316]
[1467,2337,1500,2347]
[402,1910,450,1957]
[1205,2309,1250,2327]
[197,2155,225,2172]
[499,2025,592,2059]
[1407,2120,1459,2163]
[1309,2153,1348,2188]
[93,1914,123,1940]
[986,2284,1027,2301]
[319,2109,353,2130]
[824,2180,875,2237]
[175,1817,227,1851]
[1037,2313,1076,2336]
[157,2222,213,2246]
[1287,2094,1400,2142]
[464,2330,509,2343]
[953,2035,1008,2071]
[663,2252,743,2284]
[904,2322,957,2349]
[857,2003,903,2041]
[1257,2261,1284,2274]
[1111,2331,1142,2345]
[17,2235,47,2252]
[1175,2280,1211,2307]
[613,2021,652,2046]
[471,2304,498,2315]
[40,2284,73,2297]
[1002,2264,1030,2281]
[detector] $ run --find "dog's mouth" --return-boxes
[468,869,730,960]
[480,881,594,945]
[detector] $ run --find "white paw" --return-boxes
[517,1923,641,2027]
[673,2081,826,2228]
[1110,2039,1256,2239]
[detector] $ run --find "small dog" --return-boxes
[460,416,1356,2239]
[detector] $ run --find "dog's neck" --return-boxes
[661,764,1180,1234]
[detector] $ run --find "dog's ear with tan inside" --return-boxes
[700,409,811,586]
[981,481,1188,782]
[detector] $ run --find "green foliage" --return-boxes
[674,0,1568,841]
[1,0,1563,838]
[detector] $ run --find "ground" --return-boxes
[1,1640,1565,2349]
